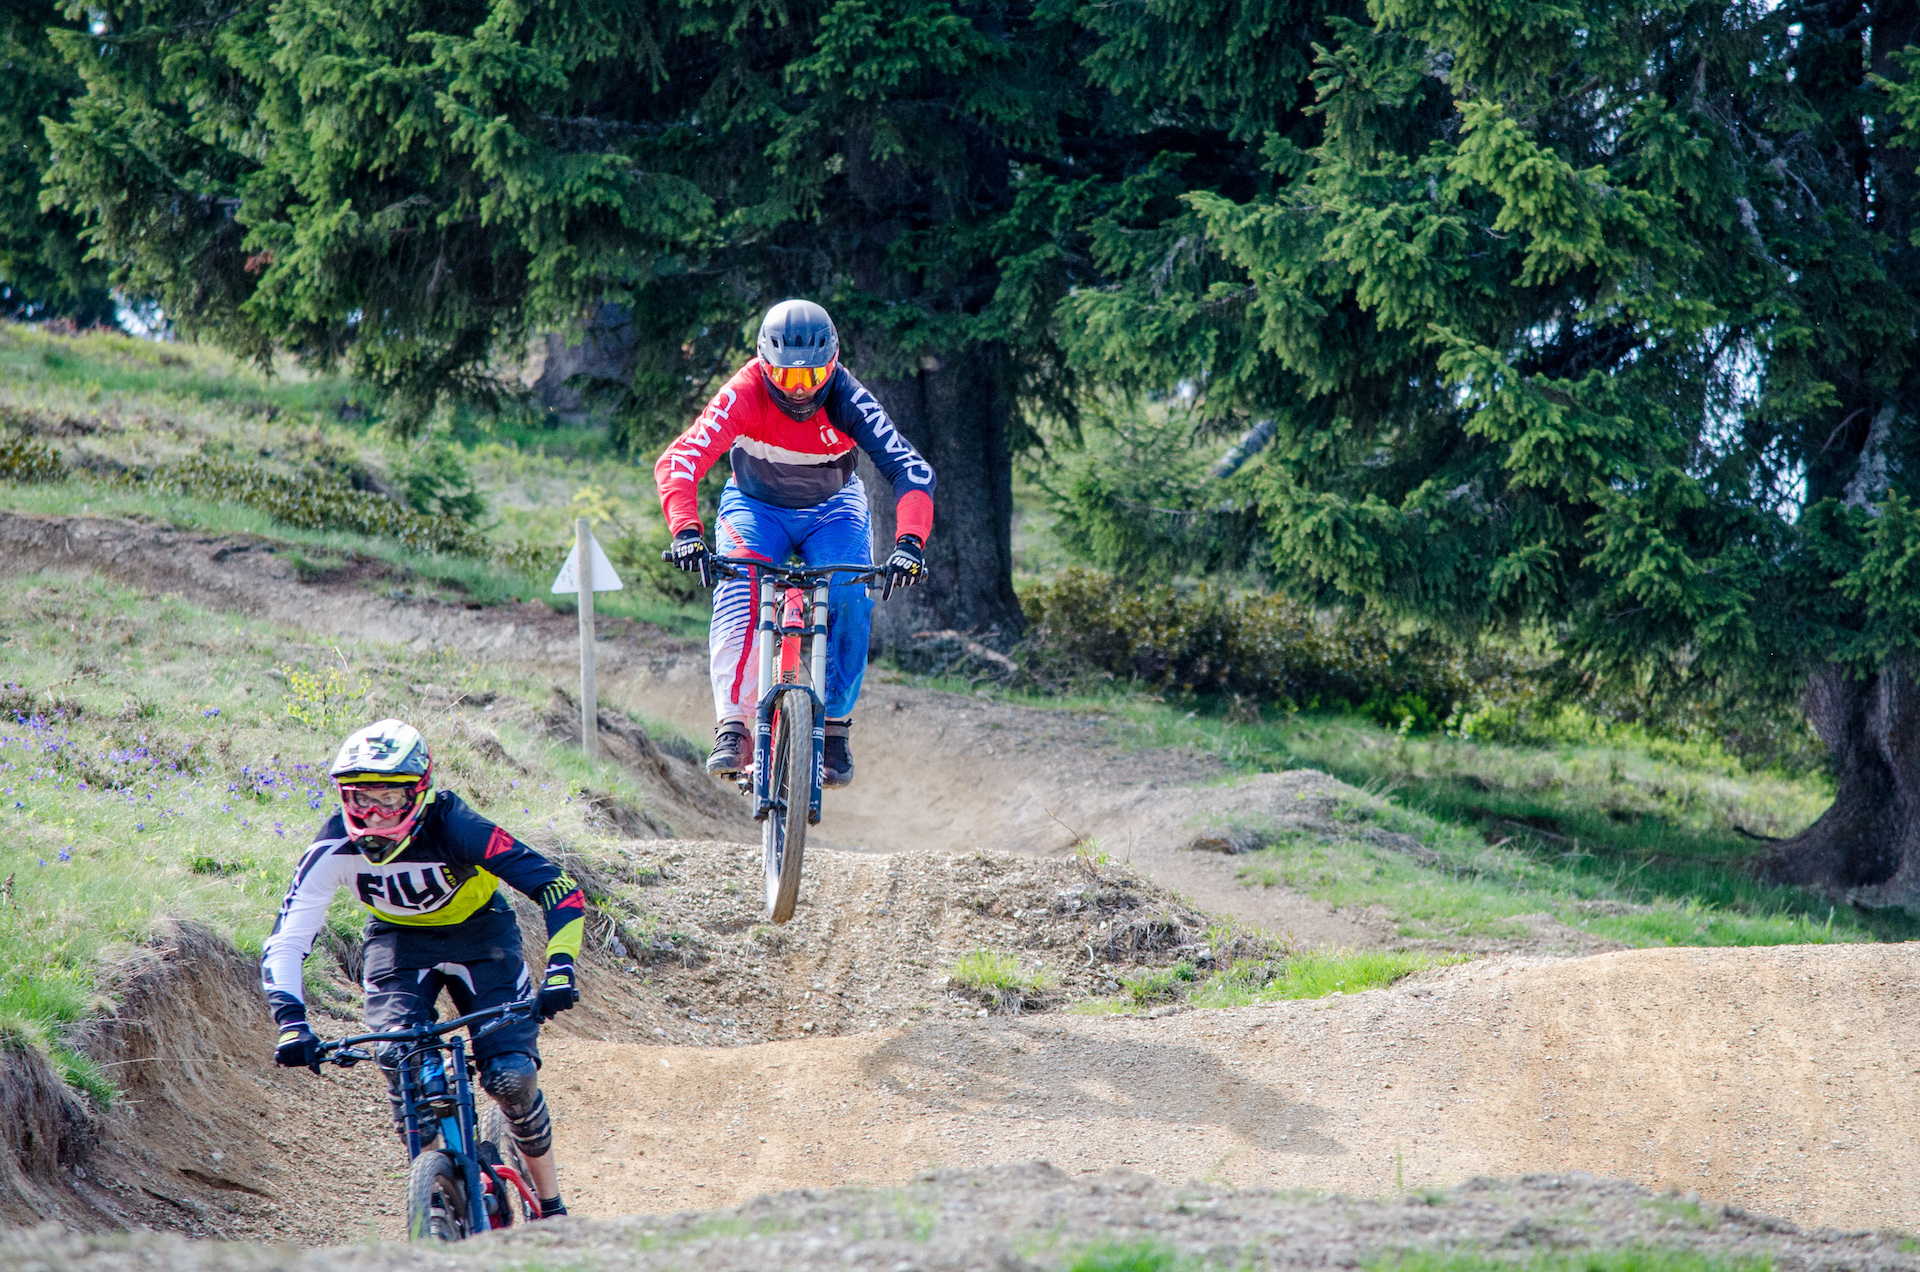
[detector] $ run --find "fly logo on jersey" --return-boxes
[356,865,463,913]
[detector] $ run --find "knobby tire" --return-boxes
[764,690,811,924]
[406,1149,472,1242]
[478,1105,535,1226]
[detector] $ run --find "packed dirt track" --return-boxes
[546,941,1920,1234]
[6,1166,1918,1272]
[12,929,1920,1247]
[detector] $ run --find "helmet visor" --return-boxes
[766,358,835,399]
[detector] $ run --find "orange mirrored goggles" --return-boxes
[766,358,836,396]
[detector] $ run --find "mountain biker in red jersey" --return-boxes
[654,299,935,787]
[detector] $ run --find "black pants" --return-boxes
[361,932,540,1135]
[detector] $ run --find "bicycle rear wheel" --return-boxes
[406,1149,473,1242]
[478,1106,536,1226]
[763,690,812,924]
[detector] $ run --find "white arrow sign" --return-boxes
[550,532,625,594]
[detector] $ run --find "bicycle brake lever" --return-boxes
[332,1046,374,1067]
[881,570,896,602]
[700,556,714,590]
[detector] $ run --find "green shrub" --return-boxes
[949,949,1024,992]
[137,454,487,556]
[96,453,544,573]
[392,435,486,522]
[947,949,1058,1012]
[1120,959,1199,1005]
[1193,949,1459,1006]
[1066,1242,1184,1272]
[0,432,65,483]
[1017,568,1518,725]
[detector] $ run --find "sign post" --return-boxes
[550,519,625,760]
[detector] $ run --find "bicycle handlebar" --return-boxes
[314,996,538,1066]
[708,556,885,584]
[661,549,900,599]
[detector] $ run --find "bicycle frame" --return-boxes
[710,556,883,827]
[317,999,541,1232]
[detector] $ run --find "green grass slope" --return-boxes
[0,321,708,633]
[0,568,682,1102]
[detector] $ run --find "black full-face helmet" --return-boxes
[757,300,840,415]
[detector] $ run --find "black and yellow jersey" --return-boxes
[261,790,585,1029]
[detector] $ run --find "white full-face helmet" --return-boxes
[329,719,433,865]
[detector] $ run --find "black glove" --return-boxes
[886,534,926,587]
[667,528,709,573]
[538,960,578,1020]
[275,1023,323,1072]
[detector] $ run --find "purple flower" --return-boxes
[203,708,220,718]
[135,823,145,831]
[57,847,70,862]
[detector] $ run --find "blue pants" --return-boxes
[709,478,874,722]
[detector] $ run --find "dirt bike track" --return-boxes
[548,941,1920,1233]
[4,512,1918,1243]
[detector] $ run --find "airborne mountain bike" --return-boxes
[311,998,542,1242]
[671,551,896,924]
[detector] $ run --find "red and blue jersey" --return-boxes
[654,358,936,542]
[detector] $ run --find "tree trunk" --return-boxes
[1761,663,1920,904]
[850,341,1023,650]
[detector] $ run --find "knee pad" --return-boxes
[480,1051,551,1156]
[504,1090,553,1158]
[479,1052,540,1116]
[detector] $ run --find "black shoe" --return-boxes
[823,719,853,789]
[707,723,750,777]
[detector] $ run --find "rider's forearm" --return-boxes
[894,490,933,544]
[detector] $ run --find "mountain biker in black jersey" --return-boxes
[261,719,585,1219]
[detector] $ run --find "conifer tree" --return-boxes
[0,0,112,323]
[40,0,1221,636]
[1068,0,1920,901]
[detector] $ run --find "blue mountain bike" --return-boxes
[311,998,542,1241]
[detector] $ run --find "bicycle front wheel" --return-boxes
[406,1150,473,1242]
[763,691,812,924]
